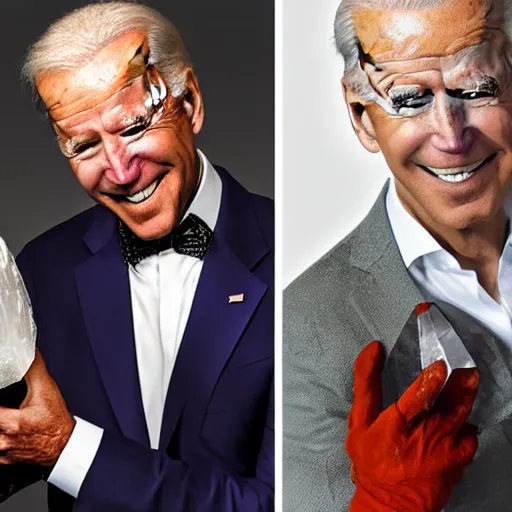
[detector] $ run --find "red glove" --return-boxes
[346,341,479,512]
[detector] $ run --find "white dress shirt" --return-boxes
[48,149,222,497]
[386,179,512,347]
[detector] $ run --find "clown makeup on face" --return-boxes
[36,30,204,241]
[344,0,512,242]
[56,68,171,160]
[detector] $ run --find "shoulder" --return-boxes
[16,205,103,268]
[249,191,273,217]
[285,219,366,311]
[249,192,274,243]
[283,188,395,366]
[215,164,274,245]
[284,227,365,345]
[285,183,391,340]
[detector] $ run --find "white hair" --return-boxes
[334,0,512,100]
[21,1,192,109]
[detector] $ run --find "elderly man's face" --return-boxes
[346,0,512,232]
[36,30,203,240]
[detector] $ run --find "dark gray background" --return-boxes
[0,0,273,509]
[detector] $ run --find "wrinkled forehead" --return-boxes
[353,0,503,63]
[35,29,150,122]
[53,74,152,135]
[369,39,511,89]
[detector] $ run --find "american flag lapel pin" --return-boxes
[228,293,244,304]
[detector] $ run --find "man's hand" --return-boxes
[0,349,75,467]
[346,341,479,512]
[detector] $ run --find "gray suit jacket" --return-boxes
[284,182,512,511]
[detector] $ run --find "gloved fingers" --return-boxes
[453,422,478,466]
[349,340,385,430]
[396,359,448,425]
[434,368,479,435]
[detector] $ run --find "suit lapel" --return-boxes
[158,168,270,449]
[348,181,424,351]
[158,236,267,449]
[75,208,149,446]
[347,182,425,405]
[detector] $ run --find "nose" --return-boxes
[430,96,475,154]
[102,135,141,185]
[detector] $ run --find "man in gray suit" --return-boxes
[284,0,512,510]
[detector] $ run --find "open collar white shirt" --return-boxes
[386,178,512,347]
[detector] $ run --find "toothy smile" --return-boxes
[110,174,166,204]
[125,180,159,203]
[418,154,495,183]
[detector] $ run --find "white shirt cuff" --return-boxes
[47,416,104,498]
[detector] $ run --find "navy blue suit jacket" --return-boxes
[14,167,274,511]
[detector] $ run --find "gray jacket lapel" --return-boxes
[348,181,423,348]
[347,181,424,400]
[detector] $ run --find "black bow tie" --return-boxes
[118,213,213,267]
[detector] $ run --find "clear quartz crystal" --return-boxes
[0,238,35,388]
[417,302,475,379]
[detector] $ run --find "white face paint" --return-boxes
[361,41,509,119]
[386,12,426,48]
[59,67,171,160]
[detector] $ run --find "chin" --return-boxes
[128,229,172,241]
[126,219,176,241]
[100,195,183,240]
[433,199,502,231]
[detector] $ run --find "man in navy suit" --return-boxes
[0,2,273,510]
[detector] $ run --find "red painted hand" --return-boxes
[0,350,75,467]
[346,341,479,512]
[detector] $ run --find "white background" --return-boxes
[282,0,392,287]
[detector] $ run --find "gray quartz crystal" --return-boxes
[0,238,35,387]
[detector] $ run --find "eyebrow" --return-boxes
[468,74,500,92]
[387,74,500,94]
[120,112,150,127]
[388,84,422,97]
[60,135,94,156]
[60,111,152,154]
[445,74,501,95]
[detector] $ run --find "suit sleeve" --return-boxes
[73,376,273,512]
[283,286,356,512]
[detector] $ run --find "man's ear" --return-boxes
[182,69,204,135]
[342,79,380,153]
